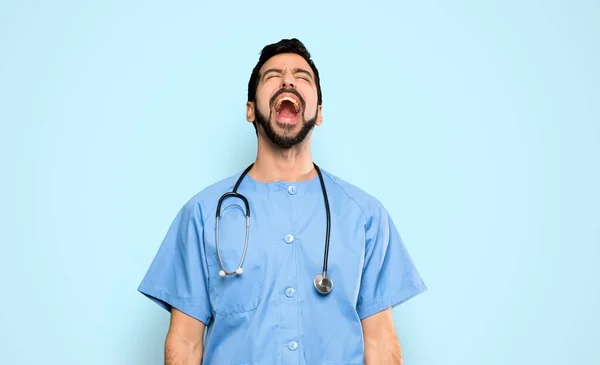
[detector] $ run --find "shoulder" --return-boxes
[320,168,387,220]
[178,172,240,221]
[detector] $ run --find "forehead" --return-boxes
[259,53,313,76]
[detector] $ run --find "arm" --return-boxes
[165,308,206,365]
[356,203,426,364]
[361,308,402,365]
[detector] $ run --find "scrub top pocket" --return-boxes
[207,249,264,315]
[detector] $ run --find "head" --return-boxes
[246,38,323,148]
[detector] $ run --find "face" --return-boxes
[247,53,322,148]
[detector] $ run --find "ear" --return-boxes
[246,101,255,123]
[315,104,323,126]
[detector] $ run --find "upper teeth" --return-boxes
[276,96,299,112]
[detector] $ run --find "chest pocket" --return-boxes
[205,201,265,315]
[207,248,264,315]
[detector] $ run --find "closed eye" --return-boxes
[262,69,283,81]
[294,69,313,82]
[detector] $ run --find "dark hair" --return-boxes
[247,38,322,105]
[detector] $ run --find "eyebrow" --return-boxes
[262,68,314,80]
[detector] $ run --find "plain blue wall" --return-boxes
[1,1,598,364]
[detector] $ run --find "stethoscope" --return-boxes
[215,162,334,295]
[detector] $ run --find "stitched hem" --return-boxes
[138,284,212,325]
[357,283,427,320]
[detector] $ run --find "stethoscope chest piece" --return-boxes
[314,272,333,295]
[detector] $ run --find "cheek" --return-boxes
[259,99,270,114]
[298,83,316,100]
[257,86,277,112]
[301,91,318,115]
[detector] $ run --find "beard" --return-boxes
[254,89,318,149]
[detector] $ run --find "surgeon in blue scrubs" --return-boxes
[138,38,427,365]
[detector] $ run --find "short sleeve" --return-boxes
[356,204,427,319]
[137,201,212,325]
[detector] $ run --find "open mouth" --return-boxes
[274,95,301,121]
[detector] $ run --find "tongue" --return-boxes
[278,102,297,118]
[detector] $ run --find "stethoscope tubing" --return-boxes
[215,162,333,294]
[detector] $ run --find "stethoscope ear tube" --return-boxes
[215,191,251,276]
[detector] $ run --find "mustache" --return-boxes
[269,88,305,110]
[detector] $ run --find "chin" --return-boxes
[274,120,302,132]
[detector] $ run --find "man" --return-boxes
[138,38,427,365]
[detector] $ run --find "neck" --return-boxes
[250,134,316,183]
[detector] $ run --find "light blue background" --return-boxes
[1,0,598,364]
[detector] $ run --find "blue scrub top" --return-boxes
[138,167,427,365]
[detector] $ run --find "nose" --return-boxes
[281,71,296,89]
